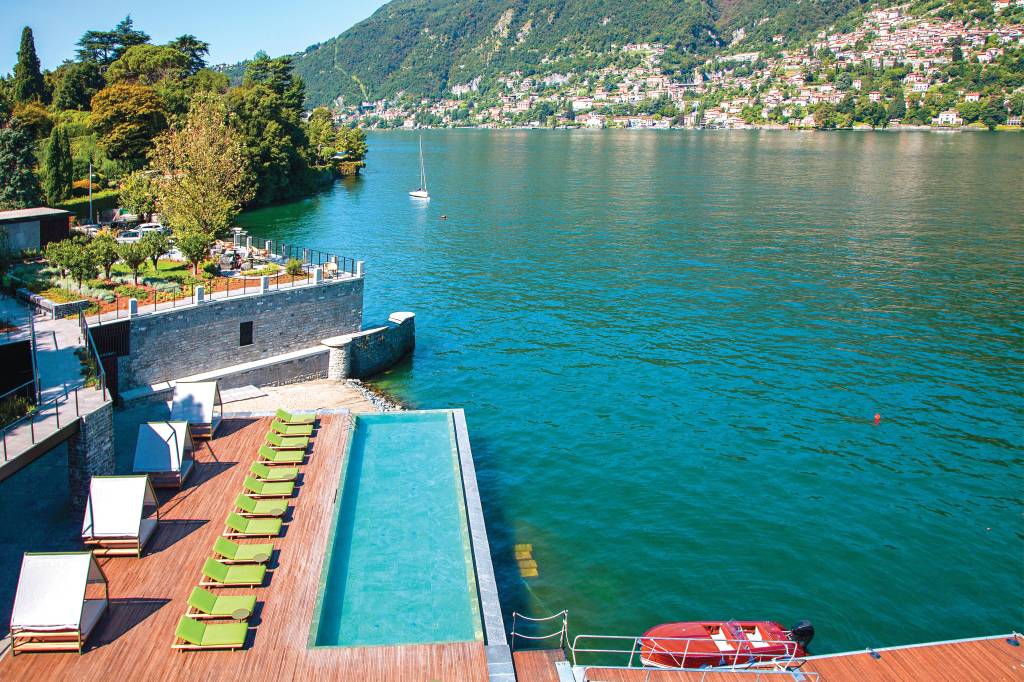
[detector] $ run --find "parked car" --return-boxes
[137,223,169,236]
[116,224,167,243]
[115,229,143,244]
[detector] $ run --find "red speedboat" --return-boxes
[639,619,813,669]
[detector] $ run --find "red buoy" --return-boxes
[874,413,881,424]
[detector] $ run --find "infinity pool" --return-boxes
[310,411,483,647]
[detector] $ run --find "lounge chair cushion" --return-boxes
[258,445,303,465]
[270,419,313,436]
[176,616,247,647]
[275,409,315,424]
[250,462,298,481]
[242,476,294,497]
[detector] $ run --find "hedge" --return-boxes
[55,189,121,222]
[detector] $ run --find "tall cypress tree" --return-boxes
[13,27,47,104]
[0,125,44,209]
[44,126,73,204]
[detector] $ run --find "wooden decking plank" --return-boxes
[0,414,488,682]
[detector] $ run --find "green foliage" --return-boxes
[201,259,220,278]
[285,258,304,276]
[11,101,52,139]
[177,229,214,274]
[139,230,171,270]
[76,16,150,67]
[44,126,74,204]
[55,189,120,221]
[0,395,34,429]
[53,61,105,111]
[167,35,210,75]
[0,125,43,209]
[48,236,98,289]
[306,107,336,162]
[335,127,368,162]
[90,230,119,279]
[13,27,47,104]
[115,240,147,284]
[119,171,158,221]
[90,82,168,164]
[106,44,190,85]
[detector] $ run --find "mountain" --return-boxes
[253,0,874,108]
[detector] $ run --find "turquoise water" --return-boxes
[241,130,1019,654]
[311,411,482,646]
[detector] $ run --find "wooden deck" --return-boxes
[0,414,488,682]
[514,634,1024,681]
[801,634,1024,681]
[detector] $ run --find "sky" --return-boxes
[0,0,389,73]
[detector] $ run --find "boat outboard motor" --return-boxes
[789,620,815,649]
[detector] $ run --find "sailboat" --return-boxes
[409,136,430,200]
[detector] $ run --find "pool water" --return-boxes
[310,411,483,647]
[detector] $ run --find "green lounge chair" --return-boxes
[264,431,309,451]
[275,408,316,425]
[200,558,266,587]
[223,512,281,538]
[213,537,273,564]
[270,419,313,437]
[242,476,294,499]
[172,615,248,650]
[233,493,286,518]
[186,587,255,620]
[257,445,304,466]
[249,461,298,482]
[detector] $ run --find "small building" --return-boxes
[0,207,72,252]
[868,91,882,102]
[965,92,981,102]
[933,110,964,127]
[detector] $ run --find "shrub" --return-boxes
[0,395,34,428]
[201,260,220,279]
[285,258,305,277]
[54,189,120,222]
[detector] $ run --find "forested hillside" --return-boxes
[249,0,873,107]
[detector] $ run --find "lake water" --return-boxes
[238,130,1023,654]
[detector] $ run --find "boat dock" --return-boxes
[512,632,1024,680]
[0,414,489,681]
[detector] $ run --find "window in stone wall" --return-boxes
[240,321,254,346]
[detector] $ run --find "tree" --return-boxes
[835,72,853,91]
[13,27,46,104]
[119,171,158,221]
[11,101,52,139]
[106,44,189,85]
[177,229,213,274]
[139,230,171,270]
[44,239,75,279]
[77,16,150,67]
[90,230,119,279]
[151,94,254,235]
[336,127,368,162]
[0,126,43,209]
[888,90,906,121]
[90,83,168,164]
[116,240,147,284]
[167,35,210,75]
[306,107,335,162]
[43,125,73,204]
[952,45,964,63]
[980,96,1005,130]
[53,61,104,110]
[65,241,99,290]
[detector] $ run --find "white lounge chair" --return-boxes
[82,475,161,557]
[9,552,109,655]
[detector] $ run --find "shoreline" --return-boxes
[346,378,406,412]
[367,124,1021,133]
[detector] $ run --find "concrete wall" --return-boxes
[2,221,40,252]
[323,312,415,380]
[115,277,363,390]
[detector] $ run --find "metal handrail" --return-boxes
[1,384,85,462]
[511,611,569,650]
[569,632,801,670]
[578,666,818,682]
[0,378,40,405]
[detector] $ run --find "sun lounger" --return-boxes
[172,615,248,650]
[213,537,273,564]
[250,462,298,482]
[200,558,266,588]
[233,494,286,518]
[223,512,281,538]
[242,476,294,499]
[257,445,304,466]
[186,587,255,621]
[264,431,309,450]
[270,418,313,436]
[274,408,316,425]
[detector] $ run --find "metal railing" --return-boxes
[510,611,569,651]
[578,666,818,682]
[569,632,802,671]
[0,378,40,406]
[1,383,88,462]
[78,311,108,402]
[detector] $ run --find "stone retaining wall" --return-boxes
[66,401,114,511]
[115,277,363,390]
[323,312,415,380]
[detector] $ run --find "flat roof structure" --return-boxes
[0,414,488,680]
[0,208,72,224]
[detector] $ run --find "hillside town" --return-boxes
[334,3,1024,130]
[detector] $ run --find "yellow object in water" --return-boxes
[514,543,532,553]
[515,543,538,578]
[519,567,539,578]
